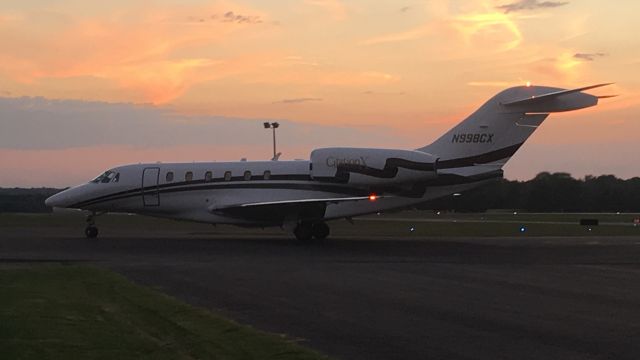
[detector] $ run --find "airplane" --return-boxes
[45,83,613,241]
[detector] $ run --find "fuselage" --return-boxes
[45,159,493,226]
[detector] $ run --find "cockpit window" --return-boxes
[91,170,118,184]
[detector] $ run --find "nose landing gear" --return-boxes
[85,225,98,239]
[84,211,102,239]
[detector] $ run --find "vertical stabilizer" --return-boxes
[419,85,604,175]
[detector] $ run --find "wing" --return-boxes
[209,196,381,223]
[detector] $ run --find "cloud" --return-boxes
[361,9,522,50]
[263,55,320,67]
[455,12,522,50]
[497,0,569,14]
[360,25,432,45]
[362,90,406,95]
[186,11,262,25]
[573,52,607,61]
[0,96,392,151]
[467,81,511,87]
[273,97,323,104]
[526,53,583,82]
[305,0,348,21]
[246,68,399,87]
[0,95,406,186]
[361,71,398,81]
[0,3,271,104]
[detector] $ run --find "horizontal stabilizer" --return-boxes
[495,83,614,113]
[502,83,613,107]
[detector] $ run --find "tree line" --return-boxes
[1,172,639,213]
[0,188,60,213]
[421,172,640,212]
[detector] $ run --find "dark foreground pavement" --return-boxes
[2,227,640,360]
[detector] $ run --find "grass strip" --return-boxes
[0,265,328,360]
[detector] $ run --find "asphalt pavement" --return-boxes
[2,226,640,359]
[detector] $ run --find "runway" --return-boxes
[2,227,640,359]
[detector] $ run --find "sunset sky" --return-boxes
[1,0,638,187]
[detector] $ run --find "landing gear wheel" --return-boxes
[85,226,99,239]
[294,222,313,242]
[312,222,330,240]
[84,211,103,239]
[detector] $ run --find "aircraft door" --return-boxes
[142,167,160,206]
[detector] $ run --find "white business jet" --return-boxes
[45,84,612,240]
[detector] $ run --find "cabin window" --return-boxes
[263,170,271,180]
[185,171,194,182]
[204,171,213,182]
[224,171,232,181]
[244,171,252,181]
[166,171,174,182]
[112,173,120,183]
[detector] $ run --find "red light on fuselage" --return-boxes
[369,194,378,201]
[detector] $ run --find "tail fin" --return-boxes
[419,84,610,175]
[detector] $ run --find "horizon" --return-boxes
[1,0,638,187]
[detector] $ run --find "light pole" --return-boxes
[263,122,280,160]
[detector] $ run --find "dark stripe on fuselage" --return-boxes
[335,157,436,181]
[70,181,368,209]
[71,174,312,208]
[437,143,523,169]
[319,143,521,181]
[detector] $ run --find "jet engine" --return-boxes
[310,147,438,188]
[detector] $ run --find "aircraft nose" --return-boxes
[45,187,80,208]
[45,192,66,208]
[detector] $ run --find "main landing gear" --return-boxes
[293,222,330,242]
[84,211,102,239]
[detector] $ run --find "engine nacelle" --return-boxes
[310,147,438,188]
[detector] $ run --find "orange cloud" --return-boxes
[526,51,591,83]
[467,81,513,87]
[305,0,348,21]
[360,25,434,46]
[453,11,522,50]
[361,4,521,52]
[0,2,272,104]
